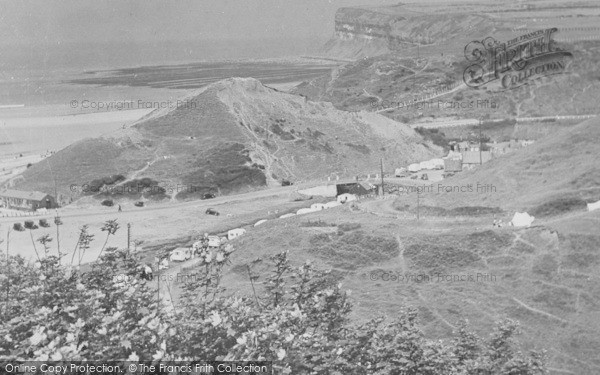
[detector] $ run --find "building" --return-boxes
[461,151,493,169]
[444,158,463,172]
[0,189,58,211]
[336,181,374,196]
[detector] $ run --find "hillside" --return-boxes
[423,115,600,213]
[10,78,439,203]
[295,42,599,127]
[213,204,600,374]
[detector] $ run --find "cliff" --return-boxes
[322,5,514,58]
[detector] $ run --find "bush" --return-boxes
[530,197,587,217]
[300,219,334,227]
[0,246,548,374]
[337,222,361,231]
[415,127,450,151]
[309,231,399,269]
[13,223,24,231]
[84,174,126,194]
[39,219,50,228]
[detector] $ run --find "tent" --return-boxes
[297,208,317,215]
[587,200,600,212]
[254,219,268,227]
[510,212,535,227]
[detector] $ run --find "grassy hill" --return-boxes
[182,198,600,374]
[10,78,439,203]
[294,41,600,127]
[175,112,600,373]
[423,116,600,214]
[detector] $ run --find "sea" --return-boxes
[0,38,329,159]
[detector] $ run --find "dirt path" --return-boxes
[510,297,568,324]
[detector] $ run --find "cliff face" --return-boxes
[322,5,509,58]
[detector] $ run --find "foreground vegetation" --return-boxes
[0,222,548,374]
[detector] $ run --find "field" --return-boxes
[160,196,600,373]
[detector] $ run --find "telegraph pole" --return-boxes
[5,227,10,319]
[380,158,385,197]
[479,117,483,165]
[417,191,420,221]
[127,223,131,250]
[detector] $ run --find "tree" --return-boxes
[0,242,548,374]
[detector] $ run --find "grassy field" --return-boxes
[160,199,600,374]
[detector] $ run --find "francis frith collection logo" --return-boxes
[463,28,573,90]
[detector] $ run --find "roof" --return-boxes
[0,189,51,201]
[462,151,492,164]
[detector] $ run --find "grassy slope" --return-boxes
[427,116,600,211]
[213,200,600,373]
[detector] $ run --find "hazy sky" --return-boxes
[0,0,400,45]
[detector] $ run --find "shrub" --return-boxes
[308,231,399,269]
[12,222,24,231]
[530,197,587,217]
[39,219,50,228]
[415,127,450,151]
[300,219,334,227]
[404,243,481,271]
[0,246,548,374]
[337,222,361,231]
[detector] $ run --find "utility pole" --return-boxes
[479,117,483,165]
[5,227,10,320]
[380,158,385,197]
[127,223,131,250]
[417,191,420,221]
[156,257,160,316]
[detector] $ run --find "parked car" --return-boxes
[169,247,192,262]
[101,199,114,207]
[201,193,216,200]
[134,201,145,207]
[281,179,293,186]
[205,208,220,216]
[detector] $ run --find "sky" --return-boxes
[0,0,400,45]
